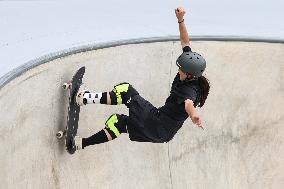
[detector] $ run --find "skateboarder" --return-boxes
[74,7,210,151]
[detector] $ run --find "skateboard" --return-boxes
[56,66,85,154]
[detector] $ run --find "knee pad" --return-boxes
[110,82,139,105]
[105,114,128,139]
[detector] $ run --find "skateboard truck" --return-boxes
[62,82,71,90]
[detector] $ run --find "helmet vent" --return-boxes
[186,53,189,55]
[197,57,199,59]
[190,57,193,59]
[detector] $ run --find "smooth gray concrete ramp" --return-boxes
[0,40,284,189]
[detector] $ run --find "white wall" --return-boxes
[0,0,283,78]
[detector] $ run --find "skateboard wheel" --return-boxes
[56,131,64,139]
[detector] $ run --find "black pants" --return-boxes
[106,83,180,143]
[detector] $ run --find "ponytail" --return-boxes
[198,76,210,107]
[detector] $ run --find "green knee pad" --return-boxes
[105,114,121,137]
[112,83,130,105]
[111,83,139,105]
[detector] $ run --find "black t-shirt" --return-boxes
[159,46,201,122]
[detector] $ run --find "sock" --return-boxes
[83,92,107,104]
[82,129,109,149]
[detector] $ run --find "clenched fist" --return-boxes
[175,7,186,22]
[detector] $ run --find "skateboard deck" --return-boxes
[56,66,85,154]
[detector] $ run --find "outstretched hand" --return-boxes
[175,7,186,22]
[191,114,204,130]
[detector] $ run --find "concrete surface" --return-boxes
[0,40,284,189]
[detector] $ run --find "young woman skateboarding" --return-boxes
[74,7,210,151]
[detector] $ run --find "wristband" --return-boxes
[178,19,184,23]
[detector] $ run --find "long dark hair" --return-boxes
[185,73,210,107]
[197,76,210,107]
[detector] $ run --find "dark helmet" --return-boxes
[176,51,206,77]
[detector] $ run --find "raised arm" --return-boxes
[175,7,190,48]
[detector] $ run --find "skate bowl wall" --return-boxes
[0,37,284,189]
